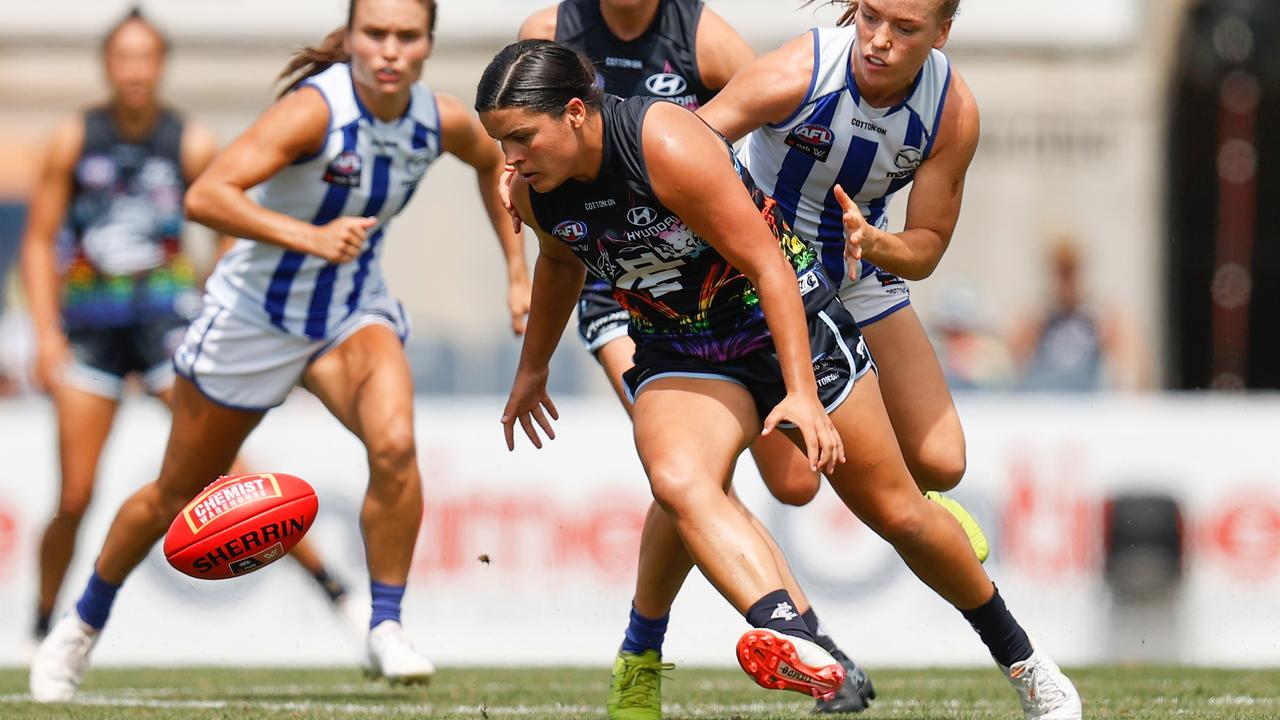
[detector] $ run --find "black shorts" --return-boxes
[621,297,873,427]
[576,281,631,355]
[64,317,189,399]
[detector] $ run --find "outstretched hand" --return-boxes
[500,367,559,450]
[833,185,872,282]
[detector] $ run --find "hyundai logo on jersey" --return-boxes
[323,151,363,187]
[552,220,589,243]
[645,72,688,97]
[627,206,657,226]
[784,124,835,162]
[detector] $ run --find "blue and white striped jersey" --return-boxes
[738,26,950,285]
[205,62,442,339]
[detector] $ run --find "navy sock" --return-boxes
[74,571,121,631]
[960,586,1034,667]
[621,606,670,656]
[801,607,849,663]
[745,590,814,643]
[369,580,406,629]
[310,568,347,604]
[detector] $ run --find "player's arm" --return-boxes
[644,103,842,472]
[184,88,371,264]
[518,5,558,40]
[501,177,584,449]
[19,115,82,389]
[439,92,532,334]
[854,70,979,280]
[693,6,755,91]
[696,31,814,142]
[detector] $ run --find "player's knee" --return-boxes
[366,425,418,478]
[862,500,928,547]
[909,442,967,493]
[57,492,94,520]
[646,466,702,516]
[766,477,820,507]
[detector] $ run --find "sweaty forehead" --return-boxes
[861,0,937,23]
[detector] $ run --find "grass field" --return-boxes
[2,665,1279,719]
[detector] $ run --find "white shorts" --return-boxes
[173,293,410,411]
[838,260,912,327]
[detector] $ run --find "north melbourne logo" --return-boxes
[627,206,658,226]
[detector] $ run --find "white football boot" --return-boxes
[29,613,99,702]
[367,620,435,685]
[1001,649,1083,719]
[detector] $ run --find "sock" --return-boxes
[310,568,347,604]
[960,586,1034,667]
[801,607,850,664]
[745,589,814,643]
[34,609,52,638]
[74,571,121,631]
[621,606,670,656]
[369,580,406,629]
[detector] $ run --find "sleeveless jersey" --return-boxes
[1021,308,1105,392]
[739,26,951,285]
[556,0,715,111]
[205,63,442,340]
[529,96,835,362]
[63,106,196,329]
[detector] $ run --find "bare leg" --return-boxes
[861,308,966,491]
[303,324,421,586]
[37,385,118,623]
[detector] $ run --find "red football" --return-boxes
[164,472,318,579]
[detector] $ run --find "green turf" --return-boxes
[2,665,1278,719]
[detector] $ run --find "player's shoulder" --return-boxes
[44,113,87,168]
[933,65,979,158]
[519,4,560,41]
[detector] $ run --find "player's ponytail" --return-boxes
[475,40,603,116]
[276,0,438,97]
[277,26,350,97]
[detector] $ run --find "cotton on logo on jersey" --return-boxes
[552,220,588,243]
[181,474,283,535]
[785,124,835,161]
[323,151,363,187]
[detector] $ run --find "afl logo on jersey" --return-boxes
[552,220,588,243]
[323,151,363,187]
[627,207,658,227]
[645,73,688,97]
[784,124,835,162]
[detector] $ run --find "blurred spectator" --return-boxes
[0,203,28,395]
[929,284,1015,391]
[1009,237,1149,392]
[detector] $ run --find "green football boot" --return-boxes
[925,491,991,563]
[607,649,675,720]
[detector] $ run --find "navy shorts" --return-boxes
[576,281,631,355]
[64,316,189,399]
[622,297,873,427]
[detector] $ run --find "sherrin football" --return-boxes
[164,472,318,579]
